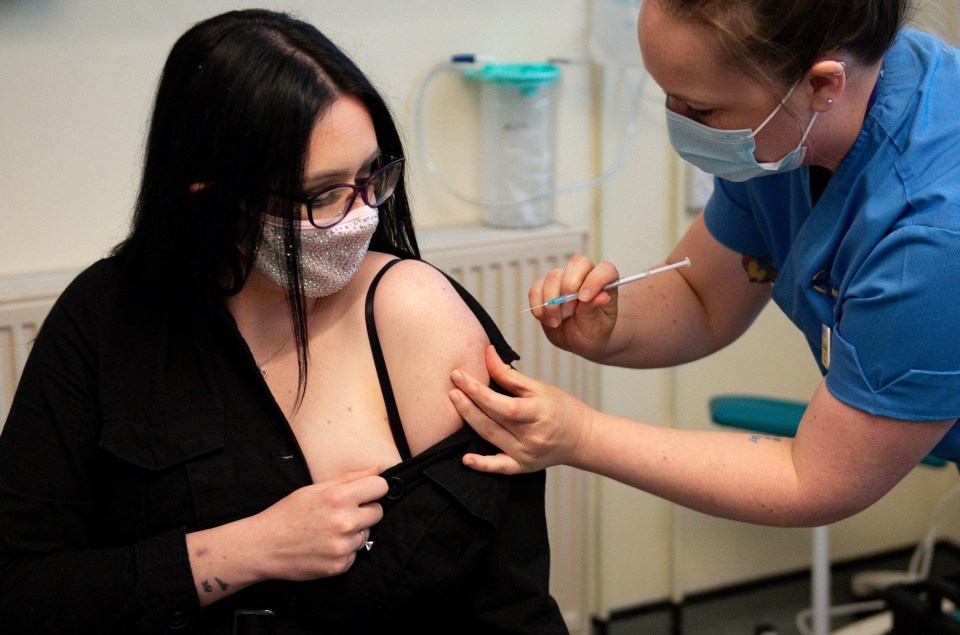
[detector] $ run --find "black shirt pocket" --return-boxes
[97,407,228,536]
[100,407,225,470]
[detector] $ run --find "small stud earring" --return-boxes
[826,98,834,105]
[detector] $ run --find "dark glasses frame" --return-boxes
[269,157,405,229]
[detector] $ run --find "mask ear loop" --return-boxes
[747,80,802,140]
[797,111,819,146]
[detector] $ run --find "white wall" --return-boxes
[0,0,596,278]
[916,0,960,45]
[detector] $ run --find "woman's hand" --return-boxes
[252,468,388,580]
[528,256,623,358]
[449,345,595,474]
[187,467,388,606]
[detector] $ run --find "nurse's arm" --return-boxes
[457,360,954,526]
[597,213,772,369]
[570,379,955,526]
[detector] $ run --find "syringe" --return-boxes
[522,257,691,312]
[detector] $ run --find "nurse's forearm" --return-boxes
[570,413,860,527]
[593,281,726,369]
[559,271,716,370]
[584,263,769,370]
[586,214,771,369]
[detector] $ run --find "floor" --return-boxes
[594,543,960,635]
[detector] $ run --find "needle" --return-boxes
[522,257,691,312]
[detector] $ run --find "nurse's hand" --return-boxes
[450,345,594,474]
[528,256,622,359]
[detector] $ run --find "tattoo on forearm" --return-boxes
[741,255,778,283]
[748,434,782,444]
[200,578,230,592]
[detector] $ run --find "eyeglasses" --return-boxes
[269,157,405,229]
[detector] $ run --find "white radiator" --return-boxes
[0,223,599,633]
[0,270,76,425]
[419,223,597,635]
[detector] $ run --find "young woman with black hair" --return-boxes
[0,10,566,634]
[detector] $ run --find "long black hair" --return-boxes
[113,9,418,403]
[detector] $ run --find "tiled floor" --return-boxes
[595,543,960,635]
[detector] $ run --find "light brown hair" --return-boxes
[657,0,915,86]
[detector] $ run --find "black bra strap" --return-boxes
[364,257,521,461]
[364,259,410,460]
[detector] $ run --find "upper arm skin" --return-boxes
[609,213,772,367]
[792,381,956,523]
[372,260,491,454]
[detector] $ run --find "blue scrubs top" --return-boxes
[703,29,960,460]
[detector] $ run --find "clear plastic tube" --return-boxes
[413,55,646,209]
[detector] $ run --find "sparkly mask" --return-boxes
[255,205,379,297]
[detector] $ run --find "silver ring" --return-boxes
[359,529,373,551]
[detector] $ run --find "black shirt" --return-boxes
[0,256,567,635]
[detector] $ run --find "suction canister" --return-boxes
[464,63,561,228]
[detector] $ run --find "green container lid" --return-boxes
[464,63,561,96]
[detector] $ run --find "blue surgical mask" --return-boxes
[666,83,818,182]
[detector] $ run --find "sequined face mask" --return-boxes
[255,205,379,297]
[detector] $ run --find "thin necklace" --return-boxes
[256,335,292,378]
[256,298,318,378]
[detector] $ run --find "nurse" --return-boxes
[448,0,960,527]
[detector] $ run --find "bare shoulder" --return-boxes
[374,260,478,325]
[372,259,490,374]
